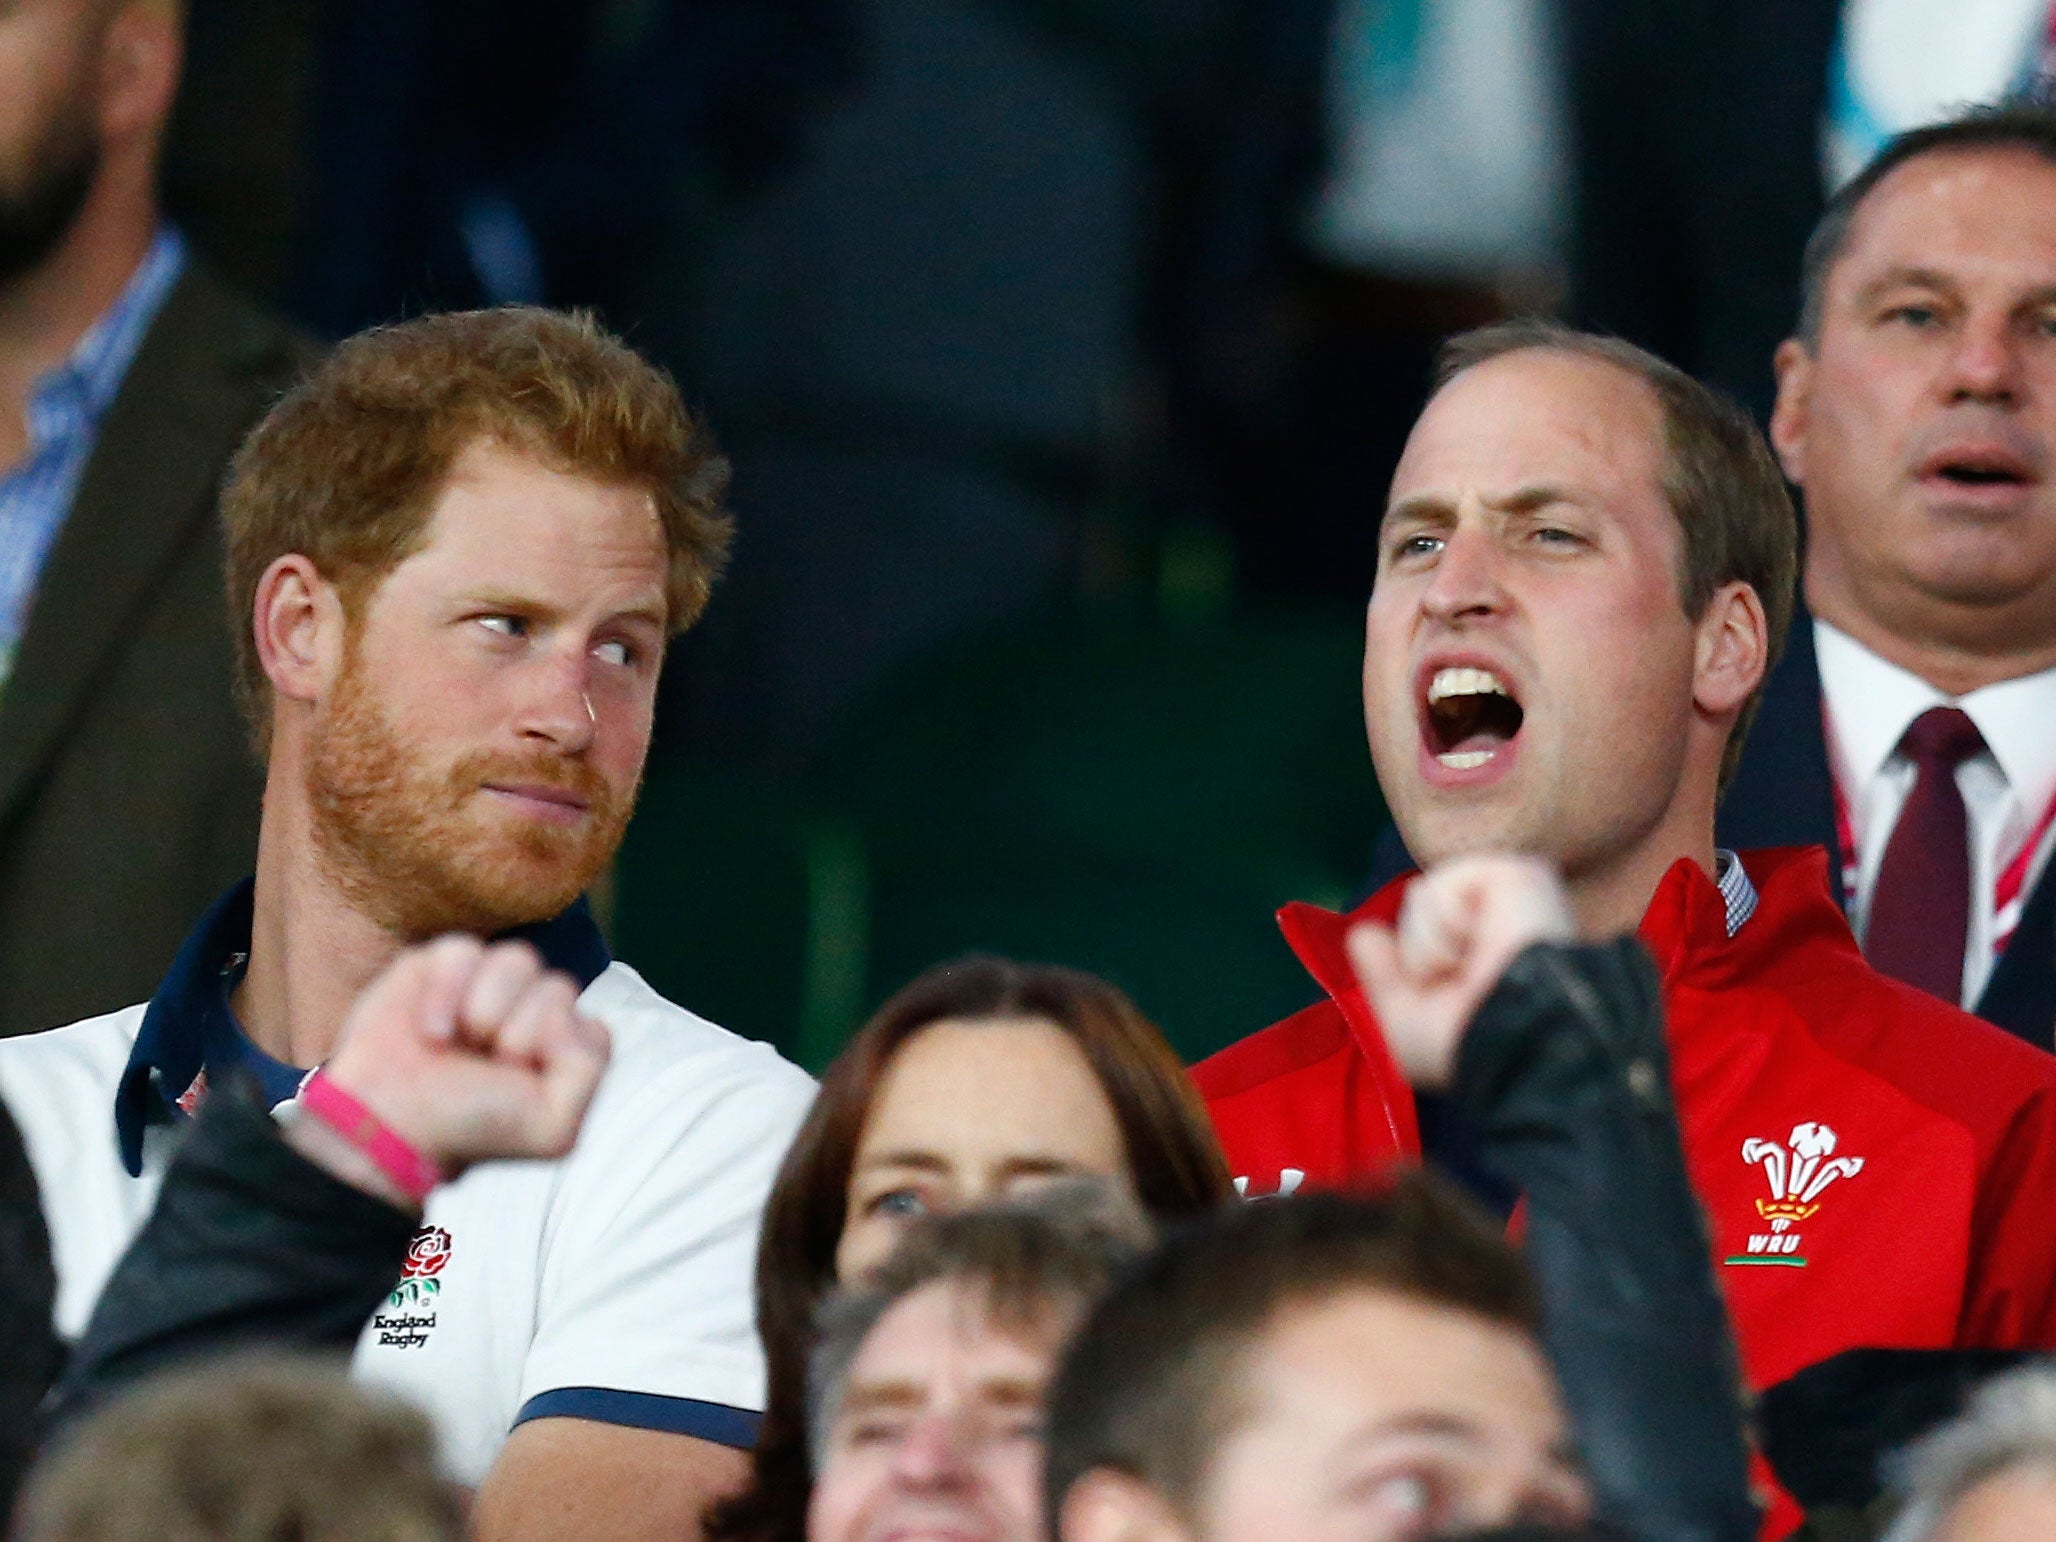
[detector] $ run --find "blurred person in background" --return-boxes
[17,1355,462,1542]
[0,0,310,1038]
[710,953,1233,1542]
[1047,1182,1594,1542]
[1728,104,2056,1041]
[1879,1363,2056,1542]
[1559,0,1842,421]
[1176,0,1572,605]
[1823,0,2056,185]
[0,306,816,1542]
[804,1193,1149,1542]
[1214,320,2056,1534]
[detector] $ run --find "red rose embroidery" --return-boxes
[401,1225,452,1280]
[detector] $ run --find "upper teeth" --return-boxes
[1428,666,1508,703]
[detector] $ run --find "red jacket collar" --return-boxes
[1278,845,1853,1045]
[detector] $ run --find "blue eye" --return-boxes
[871,1189,928,1218]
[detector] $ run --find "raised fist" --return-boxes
[1347,854,1575,1090]
[290,936,611,1205]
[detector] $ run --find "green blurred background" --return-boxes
[608,537,1387,1073]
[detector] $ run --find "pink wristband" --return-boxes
[298,1068,446,1206]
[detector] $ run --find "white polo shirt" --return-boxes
[0,881,816,1486]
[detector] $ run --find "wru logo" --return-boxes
[1725,1122,1865,1269]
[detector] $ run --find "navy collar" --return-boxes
[115,879,612,1175]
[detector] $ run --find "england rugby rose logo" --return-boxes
[402,1226,452,1279]
[389,1225,452,1306]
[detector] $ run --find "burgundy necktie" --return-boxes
[1865,706,1986,1003]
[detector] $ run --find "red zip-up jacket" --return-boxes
[1197,847,2056,1495]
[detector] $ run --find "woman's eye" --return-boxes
[869,1188,928,1219]
[478,614,526,639]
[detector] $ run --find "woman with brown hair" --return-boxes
[705,954,1233,1542]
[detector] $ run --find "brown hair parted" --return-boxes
[805,1188,1154,1472]
[16,1354,460,1542]
[1041,1173,1537,1530]
[704,954,1233,1542]
[221,305,733,754]
[1432,319,1799,794]
[1797,100,2056,347]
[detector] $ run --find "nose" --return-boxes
[1419,522,1509,625]
[515,647,597,754]
[889,1409,976,1490]
[1942,311,2025,406]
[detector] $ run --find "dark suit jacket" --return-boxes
[1719,615,2056,1049]
[0,264,313,1038]
[1364,614,2056,1048]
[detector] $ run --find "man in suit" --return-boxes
[1735,102,2056,1044]
[0,0,308,1037]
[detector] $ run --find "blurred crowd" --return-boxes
[5,1,2056,1540]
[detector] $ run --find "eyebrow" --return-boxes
[852,1152,1088,1181]
[837,1375,1047,1419]
[459,590,669,629]
[1383,483,1579,530]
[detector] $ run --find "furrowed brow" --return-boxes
[1382,494,1455,532]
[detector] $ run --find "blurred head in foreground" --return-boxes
[15,1354,460,1542]
[804,1189,1152,1542]
[1883,1362,2056,1542]
[1047,1176,1590,1542]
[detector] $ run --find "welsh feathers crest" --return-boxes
[1742,1122,1865,1226]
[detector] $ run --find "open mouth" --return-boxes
[1423,665,1524,770]
[1921,445,2037,492]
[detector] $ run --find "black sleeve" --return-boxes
[1454,940,1757,1542]
[0,1094,61,1517]
[44,1075,418,1435]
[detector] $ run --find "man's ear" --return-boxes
[252,555,347,707]
[95,1,183,147]
[1768,337,1812,486]
[1692,580,1769,721]
[1058,1469,1193,1542]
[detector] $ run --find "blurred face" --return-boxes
[307,439,667,938]
[1190,1289,1585,1542]
[808,1279,1060,1542]
[1366,351,1719,890]
[0,0,101,283]
[1930,1463,2056,1542]
[1773,147,2056,651]
[837,1018,1131,1281]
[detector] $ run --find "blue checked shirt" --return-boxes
[0,227,186,695]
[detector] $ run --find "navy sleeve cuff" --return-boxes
[513,1387,761,1450]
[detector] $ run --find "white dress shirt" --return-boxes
[1815,618,2056,1008]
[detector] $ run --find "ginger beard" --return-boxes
[307,638,635,939]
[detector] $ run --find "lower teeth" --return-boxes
[1438,749,1494,770]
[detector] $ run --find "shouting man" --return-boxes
[1194,320,2056,1531]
